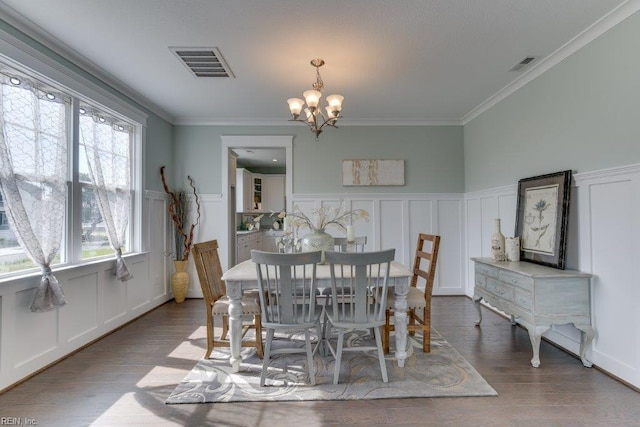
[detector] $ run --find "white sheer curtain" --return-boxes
[0,72,69,312]
[79,110,133,281]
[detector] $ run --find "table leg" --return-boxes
[575,323,594,367]
[226,283,244,373]
[393,279,409,367]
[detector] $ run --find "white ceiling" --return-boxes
[0,0,631,126]
[235,148,286,169]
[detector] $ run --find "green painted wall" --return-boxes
[464,12,640,192]
[145,114,174,192]
[174,124,464,194]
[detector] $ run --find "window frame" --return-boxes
[0,59,145,278]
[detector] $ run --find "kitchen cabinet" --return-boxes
[236,170,285,213]
[235,168,254,212]
[261,175,285,212]
[261,231,282,252]
[235,231,263,263]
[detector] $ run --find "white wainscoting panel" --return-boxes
[350,199,376,251]
[61,271,99,343]
[580,173,640,384]
[187,194,226,299]
[437,200,464,294]
[465,164,640,389]
[380,200,406,261]
[0,191,173,391]
[291,194,465,295]
[147,193,170,304]
[13,287,57,368]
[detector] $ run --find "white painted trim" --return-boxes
[574,162,640,183]
[292,192,464,200]
[196,194,223,202]
[174,118,463,126]
[462,0,640,124]
[220,135,293,269]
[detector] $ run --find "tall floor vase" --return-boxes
[171,260,189,303]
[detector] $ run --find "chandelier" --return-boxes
[287,58,344,140]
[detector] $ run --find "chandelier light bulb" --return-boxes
[325,106,338,119]
[303,89,321,109]
[287,98,304,118]
[326,94,343,111]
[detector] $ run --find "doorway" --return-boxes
[220,136,293,269]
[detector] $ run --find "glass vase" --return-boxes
[301,229,334,263]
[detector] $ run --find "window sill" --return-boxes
[0,252,149,285]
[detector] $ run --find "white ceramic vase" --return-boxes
[491,219,506,261]
[505,237,520,261]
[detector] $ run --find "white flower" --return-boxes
[277,201,369,232]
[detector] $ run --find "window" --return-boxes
[78,105,134,260]
[0,65,140,276]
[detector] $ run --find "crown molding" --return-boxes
[0,4,175,124]
[173,117,462,126]
[462,0,640,125]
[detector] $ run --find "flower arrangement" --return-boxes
[160,166,201,261]
[275,202,369,232]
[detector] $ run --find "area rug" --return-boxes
[166,328,497,403]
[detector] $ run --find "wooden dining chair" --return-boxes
[324,249,395,384]
[382,233,440,353]
[333,236,367,252]
[192,240,263,359]
[251,250,323,386]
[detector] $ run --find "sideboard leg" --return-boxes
[473,295,483,326]
[575,323,595,367]
[527,325,551,368]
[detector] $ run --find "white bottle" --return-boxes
[491,219,505,261]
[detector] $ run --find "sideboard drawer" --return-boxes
[476,263,498,279]
[486,278,514,302]
[499,269,533,291]
[475,273,487,290]
[514,290,533,311]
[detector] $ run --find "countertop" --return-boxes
[236,229,284,237]
[236,230,261,235]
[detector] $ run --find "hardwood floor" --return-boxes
[0,296,638,426]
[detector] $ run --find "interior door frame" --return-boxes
[220,135,293,269]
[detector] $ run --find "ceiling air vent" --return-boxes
[171,47,234,78]
[508,56,536,72]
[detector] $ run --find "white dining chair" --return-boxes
[324,248,395,384]
[251,249,323,386]
[333,236,367,252]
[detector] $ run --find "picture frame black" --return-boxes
[515,170,572,269]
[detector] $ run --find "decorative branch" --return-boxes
[160,166,201,261]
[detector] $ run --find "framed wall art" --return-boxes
[342,160,404,186]
[514,170,572,269]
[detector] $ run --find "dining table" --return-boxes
[221,258,413,373]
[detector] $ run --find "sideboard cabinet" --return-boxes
[472,257,594,368]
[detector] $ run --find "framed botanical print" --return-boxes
[515,170,572,269]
